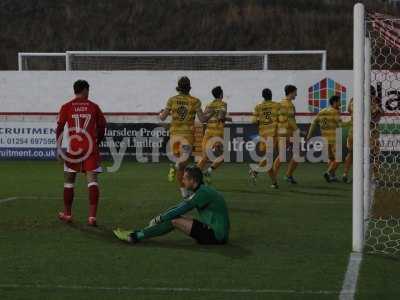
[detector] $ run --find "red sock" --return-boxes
[63,183,74,216]
[88,183,99,218]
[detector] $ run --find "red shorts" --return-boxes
[64,151,102,173]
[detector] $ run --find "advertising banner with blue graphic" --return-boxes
[1,121,397,161]
[0,122,57,159]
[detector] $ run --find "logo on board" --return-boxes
[308,78,347,113]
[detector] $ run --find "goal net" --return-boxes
[19,51,327,71]
[66,51,326,70]
[364,12,400,257]
[18,53,67,71]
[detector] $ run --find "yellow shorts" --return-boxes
[277,126,295,138]
[169,134,194,157]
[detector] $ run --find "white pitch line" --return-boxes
[17,196,109,200]
[0,197,18,204]
[339,252,363,300]
[0,283,339,295]
[227,198,348,204]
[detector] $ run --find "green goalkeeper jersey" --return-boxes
[187,185,230,242]
[159,185,230,242]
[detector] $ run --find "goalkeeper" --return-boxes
[113,165,230,245]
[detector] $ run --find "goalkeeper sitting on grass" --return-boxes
[114,165,230,245]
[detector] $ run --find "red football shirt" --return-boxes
[56,97,106,158]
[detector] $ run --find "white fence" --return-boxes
[0,70,352,123]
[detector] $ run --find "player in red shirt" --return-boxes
[56,80,107,226]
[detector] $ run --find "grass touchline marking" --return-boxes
[0,197,18,204]
[339,252,363,300]
[0,283,341,295]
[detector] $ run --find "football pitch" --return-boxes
[0,161,398,300]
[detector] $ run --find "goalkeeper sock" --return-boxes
[136,221,174,241]
[88,182,99,218]
[63,183,74,215]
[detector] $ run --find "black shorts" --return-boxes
[190,219,225,245]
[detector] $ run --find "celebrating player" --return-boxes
[343,86,384,183]
[113,165,230,245]
[56,80,107,226]
[160,76,213,198]
[273,85,299,184]
[197,86,231,184]
[343,98,353,183]
[370,86,384,179]
[249,88,280,188]
[306,95,344,182]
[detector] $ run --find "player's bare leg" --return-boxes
[197,155,208,171]
[171,216,194,235]
[343,151,352,183]
[324,161,333,182]
[327,160,339,182]
[273,157,281,178]
[172,141,192,197]
[210,156,224,170]
[268,170,278,188]
[343,135,353,183]
[268,139,279,188]
[249,143,266,185]
[285,150,298,184]
[325,146,339,182]
[86,171,99,226]
[168,140,179,182]
[274,137,298,184]
[59,171,76,223]
[273,138,286,180]
[203,143,223,184]
[328,160,339,173]
[177,160,190,198]
[371,136,380,181]
[286,159,298,178]
[257,158,278,188]
[197,154,212,184]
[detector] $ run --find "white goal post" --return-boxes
[353,2,366,253]
[18,50,327,71]
[354,3,400,256]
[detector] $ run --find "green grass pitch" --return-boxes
[0,161,398,299]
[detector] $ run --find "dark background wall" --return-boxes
[0,0,398,70]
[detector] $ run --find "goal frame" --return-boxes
[18,50,328,71]
[353,3,374,253]
[17,52,67,71]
